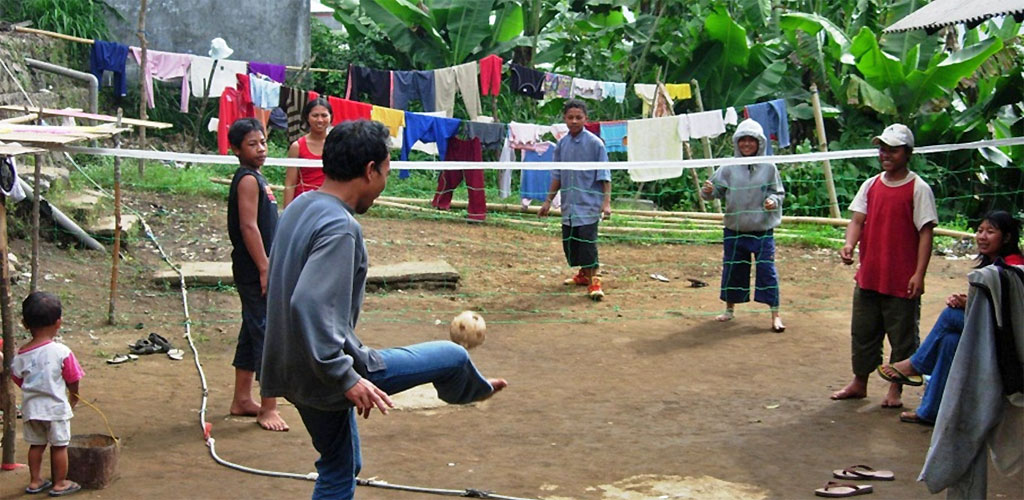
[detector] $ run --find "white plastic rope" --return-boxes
[57,136,1024,171]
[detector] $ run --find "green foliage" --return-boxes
[308,18,396,94]
[1,0,121,62]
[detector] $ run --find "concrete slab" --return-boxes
[152,260,461,290]
[86,214,140,238]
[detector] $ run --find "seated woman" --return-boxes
[878,210,1022,424]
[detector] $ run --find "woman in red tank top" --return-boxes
[284,98,332,207]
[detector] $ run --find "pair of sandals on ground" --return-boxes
[25,479,81,496]
[815,465,895,497]
[107,332,183,364]
[876,362,931,425]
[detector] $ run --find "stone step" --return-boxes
[152,260,461,291]
[63,189,107,210]
[86,214,140,239]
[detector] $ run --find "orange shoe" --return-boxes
[588,277,605,301]
[564,270,590,286]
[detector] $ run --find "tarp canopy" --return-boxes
[884,0,1024,33]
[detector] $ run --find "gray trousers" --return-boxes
[850,286,921,377]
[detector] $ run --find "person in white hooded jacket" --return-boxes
[701,119,786,332]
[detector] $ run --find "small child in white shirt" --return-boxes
[11,291,84,496]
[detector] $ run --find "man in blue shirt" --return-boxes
[539,99,612,300]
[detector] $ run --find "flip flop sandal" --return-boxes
[167,348,185,361]
[876,364,923,386]
[814,481,873,498]
[26,479,53,494]
[900,412,934,426]
[833,464,895,481]
[106,353,139,365]
[128,339,159,355]
[48,482,81,497]
[687,278,708,288]
[148,332,172,353]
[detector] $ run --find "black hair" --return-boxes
[562,99,588,116]
[301,98,333,131]
[976,210,1023,268]
[22,291,62,329]
[321,120,390,181]
[228,118,265,149]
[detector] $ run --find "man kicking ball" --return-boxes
[260,119,507,500]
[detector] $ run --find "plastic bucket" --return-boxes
[66,434,119,489]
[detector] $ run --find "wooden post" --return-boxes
[136,0,149,176]
[108,109,123,325]
[0,190,15,468]
[810,84,842,219]
[30,108,43,292]
[691,79,721,213]
[684,141,707,212]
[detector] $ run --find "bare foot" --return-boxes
[879,359,919,379]
[831,378,867,400]
[477,378,508,402]
[230,399,260,417]
[881,382,903,408]
[716,310,734,322]
[771,316,785,333]
[257,409,290,432]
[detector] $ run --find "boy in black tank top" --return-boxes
[225,118,288,431]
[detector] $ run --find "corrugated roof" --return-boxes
[884,0,1024,33]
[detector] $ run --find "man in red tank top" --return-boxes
[831,124,938,409]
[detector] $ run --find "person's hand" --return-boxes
[840,245,855,265]
[764,198,777,210]
[345,378,394,419]
[907,273,925,299]
[259,269,268,296]
[946,293,967,309]
[538,200,551,217]
[602,201,612,220]
[701,180,714,195]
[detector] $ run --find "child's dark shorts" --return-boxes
[562,222,599,268]
[233,280,267,377]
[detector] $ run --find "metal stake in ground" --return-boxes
[109,109,123,325]
[31,106,43,292]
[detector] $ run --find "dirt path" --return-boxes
[1,193,1020,499]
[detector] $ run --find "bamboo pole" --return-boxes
[0,191,14,468]
[811,84,841,218]
[30,108,43,292]
[690,79,721,213]
[136,0,149,177]
[108,109,123,325]
[684,141,707,212]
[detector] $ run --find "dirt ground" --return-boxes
[0,191,1021,500]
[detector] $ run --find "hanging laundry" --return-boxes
[584,122,601,136]
[627,115,684,182]
[432,137,486,221]
[235,74,256,119]
[509,63,545,99]
[571,78,603,100]
[248,61,286,83]
[508,122,550,149]
[217,87,243,155]
[371,105,405,137]
[465,121,507,152]
[190,56,247,98]
[478,54,503,97]
[90,40,129,97]
[601,81,626,103]
[327,96,372,125]
[400,111,462,161]
[542,73,573,99]
[392,70,436,111]
[634,83,657,103]
[249,74,281,110]
[744,99,790,154]
[549,123,570,141]
[723,106,738,126]
[280,86,311,143]
[687,109,727,139]
[498,136,513,198]
[433,62,482,119]
[521,144,556,202]
[130,47,191,112]
[665,83,691,100]
[345,64,391,106]
[599,121,627,153]
[676,114,691,141]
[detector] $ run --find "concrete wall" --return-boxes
[103,0,310,66]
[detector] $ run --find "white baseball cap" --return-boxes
[872,123,914,148]
[209,37,234,60]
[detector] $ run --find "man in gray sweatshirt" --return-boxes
[701,118,786,332]
[261,120,507,500]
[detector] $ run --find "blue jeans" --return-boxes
[909,306,965,423]
[296,341,494,499]
[720,228,779,307]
